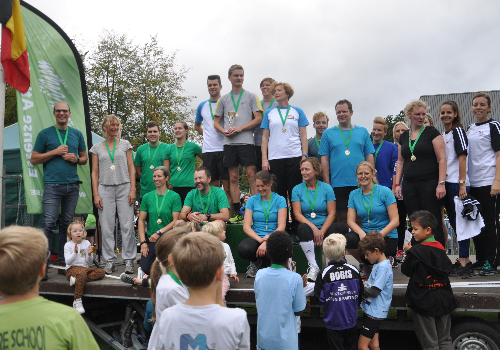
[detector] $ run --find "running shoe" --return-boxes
[73,298,85,314]
[69,276,76,286]
[395,250,405,262]
[449,260,462,277]
[471,260,485,270]
[479,261,497,274]
[229,213,243,223]
[120,273,136,285]
[246,260,262,278]
[104,262,117,275]
[307,263,320,282]
[125,260,135,274]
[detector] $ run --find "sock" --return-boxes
[233,203,241,213]
[300,241,317,266]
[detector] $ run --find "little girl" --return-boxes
[201,220,239,304]
[64,221,105,314]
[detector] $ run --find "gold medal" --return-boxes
[266,225,268,231]
[345,150,350,155]
[150,164,154,170]
[177,167,181,171]
[211,122,214,127]
[110,165,115,170]
[411,155,416,161]
[282,128,286,133]
[235,113,238,118]
[311,212,316,219]
[157,218,162,224]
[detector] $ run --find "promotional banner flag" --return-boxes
[17,1,93,214]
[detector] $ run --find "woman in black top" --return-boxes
[394,100,447,246]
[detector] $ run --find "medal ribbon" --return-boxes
[105,138,117,163]
[198,187,212,214]
[148,142,161,166]
[304,181,319,214]
[54,126,69,146]
[362,185,375,224]
[175,141,187,168]
[230,89,244,113]
[408,125,425,156]
[167,270,184,287]
[374,140,384,165]
[277,106,291,128]
[209,100,216,121]
[261,98,276,111]
[261,192,273,227]
[315,136,320,149]
[338,124,353,151]
[155,189,169,224]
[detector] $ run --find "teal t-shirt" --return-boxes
[291,181,336,228]
[135,142,169,198]
[33,126,86,183]
[184,186,230,214]
[246,192,287,237]
[347,184,397,238]
[0,296,100,350]
[164,141,202,187]
[140,189,182,236]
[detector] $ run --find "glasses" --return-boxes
[71,229,84,233]
[54,109,69,113]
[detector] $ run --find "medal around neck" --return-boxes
[150,164,154,169]
[110,165,115,170]
[411,155,416,161]
[311,212,316,218]
[157,219,162,224]
[345,150,350,155]
[177,166,181,171]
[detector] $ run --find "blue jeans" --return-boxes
[444,182,470,258]
[42,183,80,262]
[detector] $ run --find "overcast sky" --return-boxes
[25,0,500,135]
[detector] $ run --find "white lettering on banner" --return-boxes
[21,101,38,178]
[30,189,43,196]
[79,192,86,197]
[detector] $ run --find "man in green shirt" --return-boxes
[135,121,169,200]
[180,167,230,223]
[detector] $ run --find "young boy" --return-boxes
[153,232,250,349]
[314,234,363,350]
[0,226,99,350]
[254,231,307,350]
[401,210,457,350]
[358,231,393,350]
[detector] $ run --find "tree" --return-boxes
[384,110,406,143]
[84,31,196,149]
[4,84,17,127]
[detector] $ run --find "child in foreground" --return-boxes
[0,226,100,349]
[202,220,239,304]
[64,221,105,314]
[358,231,393,350]
[314,234,363,350]
[153,232,250,349]
[402,210,457,350]
[255,231,307,350]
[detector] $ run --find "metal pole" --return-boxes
[0,37,6,229]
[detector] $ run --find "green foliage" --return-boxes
[4,85,17,127]
[384,110,406,143]
[83,31,197,150]
[239,165,250,193]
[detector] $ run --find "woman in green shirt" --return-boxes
[138,166,182,274]
[164,122,202,203]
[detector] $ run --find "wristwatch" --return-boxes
[140,240,148,245]
[156,230,163,237]
[459,180,466,184]
[438,181,445,186]
[205,213,212,221]
[75,157,80,164]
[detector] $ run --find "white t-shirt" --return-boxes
[222,242,236,276]
[442,127,469,185]
[260,105,309,160]
[64,240,93,269]
[467,119,500,187]
[153,303,250,350]
[195,99,224,153]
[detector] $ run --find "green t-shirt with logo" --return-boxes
[184,186,230,214]
[0,296,100,350]
[135,142,169,198]
[140,189,182,236]
[164,141,202,187]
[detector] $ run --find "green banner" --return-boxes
[16,4,92,214]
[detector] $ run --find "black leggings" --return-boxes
[139,242,156,275]
[396,199,407,250]
[238,237,270,265]
[296,222,350,243]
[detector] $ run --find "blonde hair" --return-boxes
[425,113,434,126]
[323,234,346,261]
[173,220,201,232]
[67,221,87,240]
[270,82,294,100]
[101,114,122,139]
[173,232,224,289]
[201,221,225,238]
[356,161,379,186]
[313,111,329,123]
[404,100,428,118]
[392,122,408,144]
[373,116,388,132]
[0,226,48,295]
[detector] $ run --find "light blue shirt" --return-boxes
[255,267,307,350]
[291,181,336,228]
[347,184,397,238]
[361,259,393,318]
[246,193,287,237]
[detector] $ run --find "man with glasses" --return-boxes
[31,102,87,279]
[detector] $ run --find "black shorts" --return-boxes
[326,327,357,350]
[360,314,383,339]
[255,146,263,172]
[223,144,257,167]
[203,151,229,180]
[333,186,357,212]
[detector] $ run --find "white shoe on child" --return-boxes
[73,298,85,314]
[69,276,76,286]
[306,263,320,282]
[137,267,144,280]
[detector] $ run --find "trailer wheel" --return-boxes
[451,317,500,350]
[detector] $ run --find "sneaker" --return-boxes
[395,250,405,262]
[73,298,85,314]
[359,263,373,279]
[69,276,76,286]
[120,273,136,285]
[480,261,497,274]
[307,263,320,282]
[104,262,117,275]
[125,260,135,274]
[449,260,462,277]
[472,260,484,270]
[389,256,398,268]
[229,214,243,223]
[246,260,262,278]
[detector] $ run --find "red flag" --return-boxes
[1,0,30,93]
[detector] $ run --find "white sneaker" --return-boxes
[69,276,76,286]
[307,263,320,282]
[73,298,85,314]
